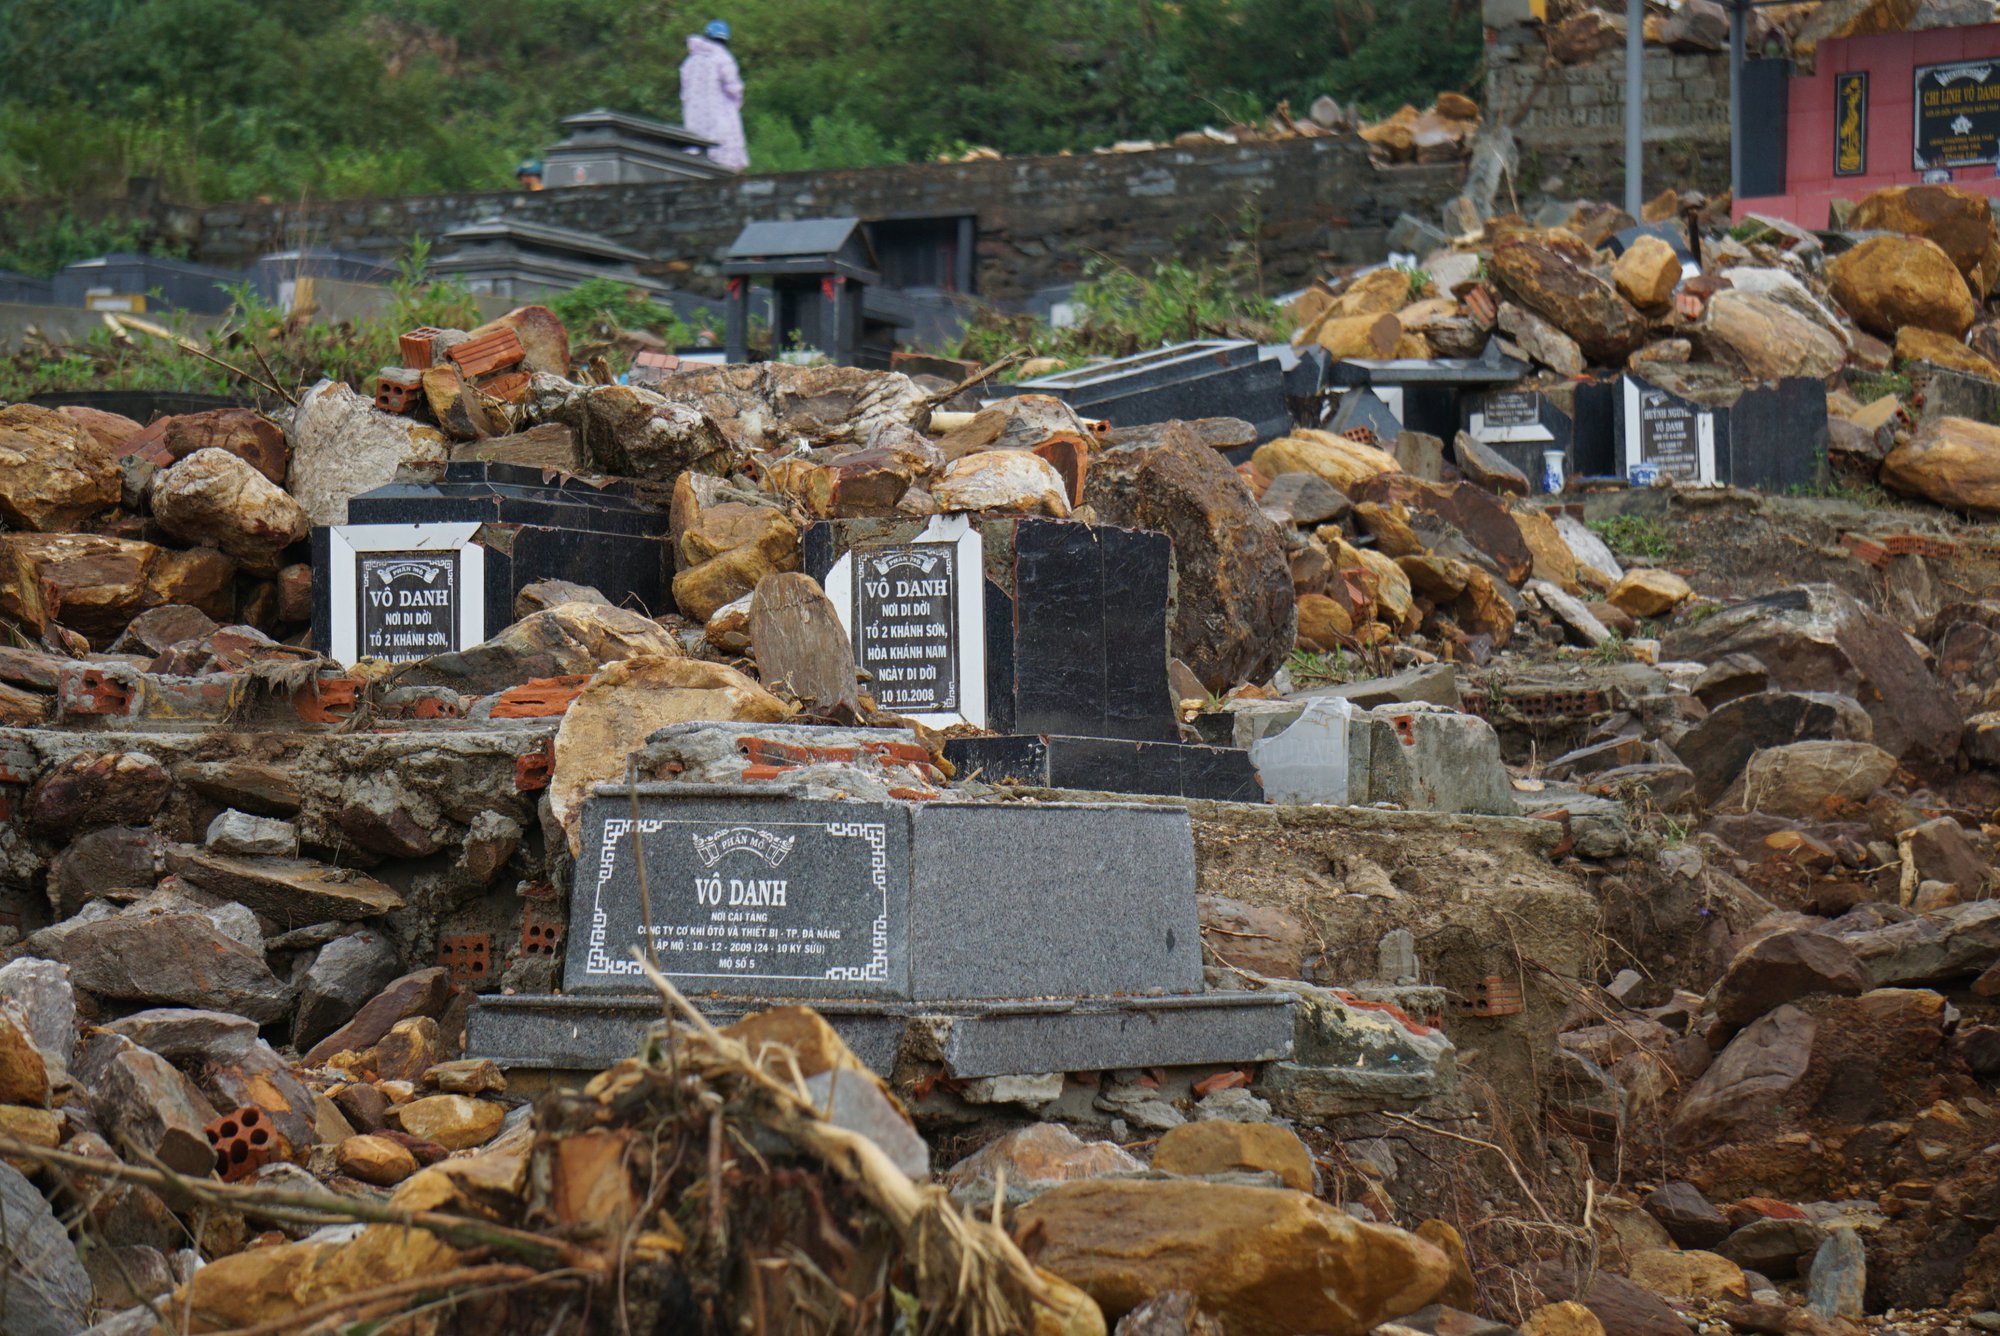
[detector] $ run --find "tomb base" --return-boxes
[467,990,1296,1080]
[944,734,1263,803]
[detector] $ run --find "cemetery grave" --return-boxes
[16,166,2000,1336]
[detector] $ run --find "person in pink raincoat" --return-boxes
[681,20,748,172]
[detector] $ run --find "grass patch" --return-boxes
[1846,369,1913,403]
[1587,514,1677,561]
[1285,646,1365,689]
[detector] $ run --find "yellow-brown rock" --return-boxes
[1453,567,1517,647]
[151,448,308,572]
[551,655,790,849]
[1414,1219,1477,1310]
[1253,432,1400,494]
[1398,554,1471,601]
[1328,538,1416,631]
[335,1133,419,1186]
[1512,505,1582,593]
[0,1104,60,1171]
[1331,267,1415,321]
[1703,291,1848,383]
[1627,1247,1749,1301]
[1035,1269,1108,1336]
[1490,240,1648,363]
[1150,1121,1314,1192]
[1850,183,2000,297]
[1896,326,2000,381]
[678,501,797,568]
[0,403,120,532]
[0,1009,48,1106]
[1882,415,2000,513]
[933,449,1071,517]
[0,534,161,645]
[1435,91,1480,122]
[1522,1300,1607,1336]
[394,1094,504,1151]
[1609,568,1692,617]
[1352,502,1423,558]
[1015,1179,1450,1336]
[178,1214,460,1333]
[1828,234,1977,338]
[1295,593,1353,651]
[1313,313,1404,359]
[1612,235,1682,311]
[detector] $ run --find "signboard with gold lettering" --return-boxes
[1915,60,2000,170]
[1835,71,1868,177]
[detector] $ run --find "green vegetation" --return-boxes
[955,254,1282,370]
[1403,267,1432,302]
[1846,369,1913,403]
[1585,631,1628,665]
[1587,514,1678,562]
[0,0,1482,212]
[1284,647,1362,689]
[545,277,715,347]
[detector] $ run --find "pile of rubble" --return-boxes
[11,170,2000,1336]
[1290,175,2000,512]
[936,91,1488,165]
[1537,0,1999,67]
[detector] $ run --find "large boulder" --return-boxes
[1088,423,1296,689]
[1741,739,1898,816]
[390,601,682,694]
[1849,183,2000,297]
[672,504,802,622]
[1883,416,2000,514]
[29,900,293,1023]
[1672,690,1874,806]
[0,532,212,644]
[639,362,931,453]
[73,1031,221,1176]
[0,403,121,533]
[538,380,735,482]
[1672,988,1953,1204]
[1827,234,1977,338]
[1666,584,1962,764]
[151,448,308,571]
[1489,239,1648,363]
[1015,1178,1450,1335]
[1252,431,1400,494]
[1612,235,1682,310]
[550,655,791,851]
[1701,291,1848,383]
[287,380,449,529]
[161,407,290,484]
[1711,930,1873,1027]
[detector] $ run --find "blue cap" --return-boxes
[704,19,731,41]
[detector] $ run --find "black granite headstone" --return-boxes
[313,462,677,660]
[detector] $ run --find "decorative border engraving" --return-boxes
[583,816,892,985]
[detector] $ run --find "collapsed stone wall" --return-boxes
[189,138,1467,301]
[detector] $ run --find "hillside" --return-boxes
[0,0,1481,223]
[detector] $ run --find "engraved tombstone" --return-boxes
[566,795,911,999]
[1620,376,1717,485]
[820,515,987,728]
[323,522,486,666]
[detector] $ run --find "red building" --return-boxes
[1737,22,2000,227]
